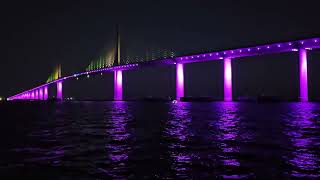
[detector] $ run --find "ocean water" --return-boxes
[0,101,319,179]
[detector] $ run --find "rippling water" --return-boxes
[0,102,319,179]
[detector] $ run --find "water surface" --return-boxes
[0,102,319,179]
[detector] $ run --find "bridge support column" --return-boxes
[57,81,63,100]
[114,70,123,101]
[39,88,43,100]
[44,86,48,100]
[31,91,35,100]
[224,57,232,101]
[299,49,308,102]
[176,63,184,101]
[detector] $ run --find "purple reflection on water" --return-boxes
[210,102,254,179]
[283,103,320,178]
[101,101,131,178]
[165,102,192,178]
[216,102,241,166]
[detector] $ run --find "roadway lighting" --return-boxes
[0,97,2,101]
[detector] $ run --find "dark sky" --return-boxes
[1,0,320,100]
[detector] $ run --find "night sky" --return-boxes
[1,0,320,100]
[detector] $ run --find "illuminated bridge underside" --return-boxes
[8,37,320,101]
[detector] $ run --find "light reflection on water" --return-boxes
[213,102,254,179]
[282,103,320,178]
[0,101,319,179]
[98,101,132,178]
[165,102,193,178]
[215,103,241,163]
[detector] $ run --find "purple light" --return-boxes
[44,86,48,100]
[176,63,184,101]
[7,38,320,101]
[35,90,39,100]
[224,58,232,101]
[114,70,123,101]
[39,88,43,100]
[299,49,308,102]
[57,81,63,100]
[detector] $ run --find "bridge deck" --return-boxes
[8,37,320,100]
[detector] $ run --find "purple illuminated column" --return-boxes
[31,91,35,100]
[114,70,123,101]
[39,88,43,100]
[176,63,184,101]
[57,81,63,100]
[44,86,48,100]
[224,58,232,101]
[35,90,39,100]
[299,49,308,102]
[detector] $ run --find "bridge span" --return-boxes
[7,37,319,102]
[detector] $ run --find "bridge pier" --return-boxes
[299,49,308,102]
[176,63,184,101]
[39,88,43,100]
[57,81,63,100]
[44,86,48,100]
[31,91,35,100]
[114,70,123,101]
[224,57,232,101]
